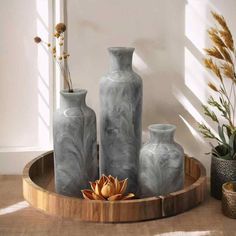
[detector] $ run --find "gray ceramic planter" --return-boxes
[99,47,143,194]
[211,155,236,200]
[138,124,184,198]
[53,89,98,197]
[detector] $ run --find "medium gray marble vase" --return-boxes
[100,47,143,194]
[139,124,184,197]
[53,89,98,197]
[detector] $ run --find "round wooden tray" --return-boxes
[23,151,207,223]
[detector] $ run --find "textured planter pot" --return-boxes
[100,47,143,194]
[211,155,236,200]
[138,124,184,198]
[222,181,236,218]
[53,89,98,197]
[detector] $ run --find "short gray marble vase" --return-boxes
[100,47,143,194]
[138,124,184,198]
[53,89,98,197]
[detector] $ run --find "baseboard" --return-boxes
[0,148,52,174]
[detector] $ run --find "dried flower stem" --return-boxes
[34,23,73,92]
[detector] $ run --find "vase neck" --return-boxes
[108,47,134,72]
[60,89,87,109]
[148,124,176,143]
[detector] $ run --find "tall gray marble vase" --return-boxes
[53,89,98,197]
[100,47,143,194]
[139,124,184,198]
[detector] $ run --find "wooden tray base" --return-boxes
[23,151,207,223]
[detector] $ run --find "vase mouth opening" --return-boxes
[108,47,135,53]
[212,154,236,162]
[60,89,87,95]
[223,181,236,193]
[148,124,176,133]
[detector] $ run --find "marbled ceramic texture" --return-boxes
[139,124,184,198]
[53,89,98,197]
[100,47,143,194]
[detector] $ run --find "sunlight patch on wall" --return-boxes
[133,52,151,74]
[174,89,204,124]
[54,0,65,109]
[179,115,205,143]
[185,0,209,54]
[174,88,218,139]
[184,47,207,104]
[37,0,50,147]
[37,0,49,28]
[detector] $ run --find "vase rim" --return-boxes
[60,89,87,95]
[108,47,135,52]
[222,181,236,193]
[148,124,176,133]
[211,154,236,162]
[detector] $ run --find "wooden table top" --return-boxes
[0,175,235,236]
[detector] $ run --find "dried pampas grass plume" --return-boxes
[208,82,218,92]
[211,11,234,51]
[204,47,223,60]
[208,28,226,48]
[204,58,222,81]
[221,63,235,80]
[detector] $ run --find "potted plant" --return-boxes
[199,12,236,199]
[34,23,98,197]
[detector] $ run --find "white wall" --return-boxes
[1,0,236,174]
[67,0,236,175]
[0,0,53,174]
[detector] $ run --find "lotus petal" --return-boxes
[108,194,122,201]
[95,182,101,196]
[101,182,115,198]
[98,175,107,186]
[114,177,120,193]
[119,178,128,194]
[108,175,115,184]
[122,193,135,200]
[92,193,105,200]
[81,189,94,200]
[89,181,96,192]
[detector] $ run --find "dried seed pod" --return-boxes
[34,36,42,43]
[54,32,60,38]
[55,23,66,33]
[52,47,56,54]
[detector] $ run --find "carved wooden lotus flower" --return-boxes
[81,175,135,201]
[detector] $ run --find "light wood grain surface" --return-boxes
[22,152,206,222]
[0,175,236,236]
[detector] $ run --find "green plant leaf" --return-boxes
[229,132,235,149]
[228,131,236,157]
[218,125,226,143]
[225,124,233,137]
[213,144,231,160]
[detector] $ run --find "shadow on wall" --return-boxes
[132,0,211,168]
[67,0,236,174]
[132,0,236,173]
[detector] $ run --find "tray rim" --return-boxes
[22,151,207,222]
